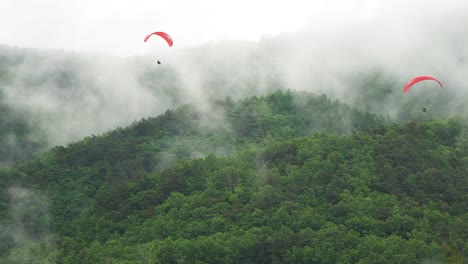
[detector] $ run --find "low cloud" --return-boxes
[1,6,467,149]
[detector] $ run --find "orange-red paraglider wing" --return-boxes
[144,31,173,47]
[404,76,443,93]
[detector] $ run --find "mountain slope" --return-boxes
[0,91,466,263]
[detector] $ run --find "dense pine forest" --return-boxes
[0,89,467,263]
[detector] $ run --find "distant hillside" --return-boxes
[1,43,467,166]
[0,91,466,263]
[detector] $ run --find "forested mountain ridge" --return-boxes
[1,43,467,168]
[0,90,466,263]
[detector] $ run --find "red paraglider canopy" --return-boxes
[144,31,173,47]
[404,76,443,93]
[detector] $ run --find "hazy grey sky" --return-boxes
[2,0,467,56]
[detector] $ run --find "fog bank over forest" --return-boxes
[1,7,467,148]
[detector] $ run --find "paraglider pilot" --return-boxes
[157,60,161,64]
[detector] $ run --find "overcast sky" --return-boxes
[2,0,467,56]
